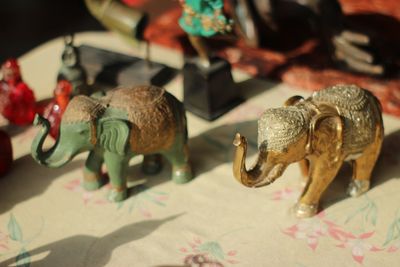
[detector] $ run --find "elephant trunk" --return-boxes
[233,133,270,187]
[31,115,73,168]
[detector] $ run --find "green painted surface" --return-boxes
[31,88,193,202]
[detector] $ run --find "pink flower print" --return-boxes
[283,212,349,251]
[0,231,8,242]
[180,237,239,265]
[336,232,382,264]
[64,178,81,192]
[324,220,354,243]
[387,239,400,252]
[138,206,152,219]
[270,187,301,201]
[283,215,329,250]
[0,243,9,253]
[94,199,108,205]
[154,194,168,202]
[63,178,105,206]
[0,230,9,252]
[82,191,94,205]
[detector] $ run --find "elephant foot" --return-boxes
[295,203,318,218]
[108,187,127,202]
[347,180,370,197]
[172,165,193,184]
[142,154,163,175]
[83,171,106,191]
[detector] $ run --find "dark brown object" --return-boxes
[78,45,176,88]
[230,0,390,75]
[183,57,242,121]
[0,130,12,177]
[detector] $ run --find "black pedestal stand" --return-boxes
[183,57,242,121]
[78,45,176,89]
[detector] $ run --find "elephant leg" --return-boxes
[163,143,192,184]
[142,154,163,175]
[348,125,383,197]
[296,157,343,218]
[104,151,130,202]
[298,159,309,186]
[348,136,383,197]
[83,149,105,191]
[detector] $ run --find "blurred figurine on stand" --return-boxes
[180,0,232,67]
[0,59,36,125]
[58,35,89,96]
[42,80,73,139]
[180,0,242,121]
[83,0,173,87]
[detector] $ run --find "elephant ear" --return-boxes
[306,104,343,162]
[98,119,130,156]
[284,95,304,107]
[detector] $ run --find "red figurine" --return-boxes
[0,130,12,176]
[0,59,36,125]
[43,80,73,139]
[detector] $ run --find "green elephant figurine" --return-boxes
[31,85,192,201]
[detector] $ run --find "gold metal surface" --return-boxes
[233,85,384,218]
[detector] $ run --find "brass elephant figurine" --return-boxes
[32,85,192,202]
[233,85,384,218]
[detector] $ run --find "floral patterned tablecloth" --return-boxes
[0,32,400,267]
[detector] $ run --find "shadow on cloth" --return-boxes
[321,129,400,210]
[124,120,258,192]
[0,154,84,214]
[0,119,259,208]
[189,120,258,178]
[372,129,400,186]
[0,214,182,267]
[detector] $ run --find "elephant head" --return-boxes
[233,99,343,188]
[31,95,130,168]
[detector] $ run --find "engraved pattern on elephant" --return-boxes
[106,86,177,154]
[311,84,369,111]
[312,85,381,152]
[63,86,180,154]
[258,105,311,151]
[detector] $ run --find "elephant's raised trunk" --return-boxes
[31,114,72,168]
[233,133,269,187]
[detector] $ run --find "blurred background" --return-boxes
[1,0,399,117]
[0,0,104,62]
